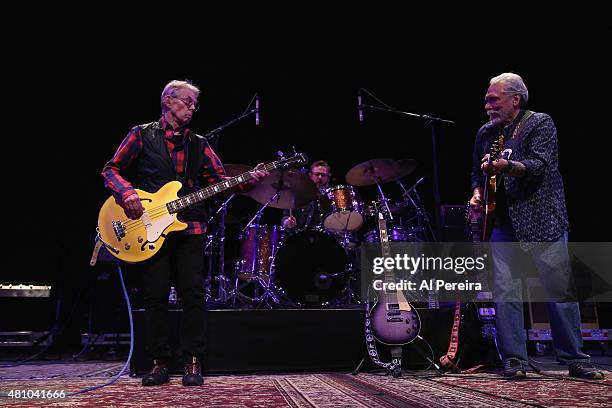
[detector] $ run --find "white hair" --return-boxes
[490,73,529,107]
[160,80,200,113]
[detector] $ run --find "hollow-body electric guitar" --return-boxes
[97,153,307,263]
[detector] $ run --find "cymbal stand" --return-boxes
[371,171,393,222]
[202,193,236,304]
[243,189,281,232]
[203,234,214,302]
[397,178,437,242]
[216,193,236,302]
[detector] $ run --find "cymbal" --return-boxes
[245,168,317,209]
[346,158,418,186]
[224,163,253,177]
[397,159,418,179]
[345,158,398,186]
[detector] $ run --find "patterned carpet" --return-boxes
[1,362,611,407]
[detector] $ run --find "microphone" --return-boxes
[255,94,260,126]
[357,90,364,122]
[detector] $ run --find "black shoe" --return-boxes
[142,359,170,386]
[182,356,203,386]
[569,362,605,380]
[503,359,527,379]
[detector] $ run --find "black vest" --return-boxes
[135,121,209,222]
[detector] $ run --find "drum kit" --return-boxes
[205,157,434,309]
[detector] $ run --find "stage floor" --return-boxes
[1,356,611,407]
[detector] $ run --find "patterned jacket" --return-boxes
[471,112,569,245]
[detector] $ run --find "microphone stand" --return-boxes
[199,93,259,143]
[359,88,454,237]
[195,94,259,305]
[204,194,236,303]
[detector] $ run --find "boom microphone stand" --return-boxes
[196,93,260,305]
[357,88,454,237]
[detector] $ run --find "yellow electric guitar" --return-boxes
[97,153,307,263]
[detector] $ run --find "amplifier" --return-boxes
[0,331,53,347]
[0,284,52,298]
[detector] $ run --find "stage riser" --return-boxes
[129,308,464,374]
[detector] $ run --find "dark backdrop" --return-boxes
[2,32,608,344]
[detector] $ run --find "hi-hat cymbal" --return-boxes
[224,163,253,177]
[245,168,317,209]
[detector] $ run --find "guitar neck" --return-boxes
[377,216,397,288]
[166,158,301,214]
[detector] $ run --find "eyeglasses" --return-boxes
[173,96,199,111]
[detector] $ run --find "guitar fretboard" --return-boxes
[166,156,303,213]
[377,216,396,294]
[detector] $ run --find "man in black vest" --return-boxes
[469,73,603,380]
[102,80,267,386]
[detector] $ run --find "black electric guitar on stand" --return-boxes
[369,214,421,345]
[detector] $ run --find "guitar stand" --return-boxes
[389,347,403,378]
[352,349,403,377]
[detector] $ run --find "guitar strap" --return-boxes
[439,299,462,370]
[510,110,534,141]
[89,238,104,267]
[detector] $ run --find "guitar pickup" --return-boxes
[387,304,400,316]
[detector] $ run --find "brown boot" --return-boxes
[182,356,203,386]
[142,359,170,386]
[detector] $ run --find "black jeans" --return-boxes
[142,234,206,362]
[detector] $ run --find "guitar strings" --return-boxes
[116,164,288,234]
[121,172,249,229]
[121,188,221,233]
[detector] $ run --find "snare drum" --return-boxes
[236,224,286,280]
[321,185,364,233]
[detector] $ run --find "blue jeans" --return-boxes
[491,225,590,365]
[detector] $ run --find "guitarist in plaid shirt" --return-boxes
[102,80,268,386]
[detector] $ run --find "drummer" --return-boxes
[281,160,331,230]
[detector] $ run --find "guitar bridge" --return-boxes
[112,220,126,241]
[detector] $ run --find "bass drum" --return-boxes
[272,230,348,306]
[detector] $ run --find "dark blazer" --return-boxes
[471,112,569,244]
